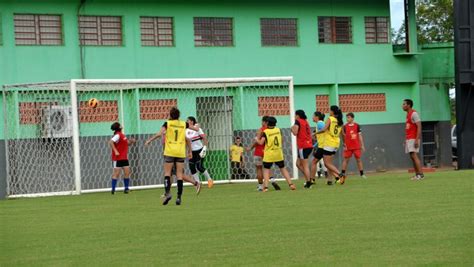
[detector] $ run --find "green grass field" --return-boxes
[1,170,473,266]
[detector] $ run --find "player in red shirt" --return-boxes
[108,122,136,194]
[340,113,366,180]
[403,99,424,180]
[291,110,313,188]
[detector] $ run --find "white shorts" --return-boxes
[405,139,420,153]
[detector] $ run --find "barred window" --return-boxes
[14,14,62,45]
[260,18,298,46]
[194,17,233,47]
[140,17,174,47]
[318,17,352,44]
[78,16,122,46]
[365,17,389,44]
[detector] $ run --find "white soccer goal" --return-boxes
[2,77,297,198]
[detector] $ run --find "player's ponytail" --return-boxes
[295,109,307,120]
[330,105,344,126]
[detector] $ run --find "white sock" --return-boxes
[192,173,200,183]
[203,170,212,180]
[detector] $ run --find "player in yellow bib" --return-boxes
[316,105,344,184]
[255,117,296,191]
[145,107,192,205]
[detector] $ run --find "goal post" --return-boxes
[2,77,297,198]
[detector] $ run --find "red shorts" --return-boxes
[344,149,361,159]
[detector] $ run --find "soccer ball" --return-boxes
[88,98,99,108]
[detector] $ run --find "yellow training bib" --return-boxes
[164,120,186,158]
[263,127,284,162]
[230,145,243,162]
[325,116,342,148]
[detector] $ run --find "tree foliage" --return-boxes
[392,0,454,45]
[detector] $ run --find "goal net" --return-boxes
[2,77,296,198]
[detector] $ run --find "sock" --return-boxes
[177,180,183,198]
[360,170,364,176]
[341,170,346,175]
[164,176,171,194]
[317,171,321,177]
[324,171,328,177]
[192,173,200,183]
[111,179,117,192]
[123,178,130,190]
[203,170,212,180]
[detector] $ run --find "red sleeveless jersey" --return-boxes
[343,123,361,150]
[111,131,129,161]
[254,126,266,157]
[405,110,418,140]
[296,118,313,149]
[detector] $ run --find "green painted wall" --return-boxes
[420,43,455,84]
[0,0,426,140]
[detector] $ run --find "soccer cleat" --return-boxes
[289,184,296,190]
[271,182,281,191]
[124,189,130,194]
[207,178,214,188]
[304,181,312,189]
[257,185,263,191]
[263,187,269,192]
[327,181,333,186]
[162,193,172,205]
[111,190,115,195]
[176,197,181,205]
[339,176,345,185]
[360,175,367,179]
[411,175,421,181]
[195,182,201,195]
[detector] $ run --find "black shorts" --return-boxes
[323,149,336,156]
[190,149,203,164]
[113,160,129,168]
[313,148,325,160]
[298,148,313,159]
[164,156,185,164]
[263,161,285,169]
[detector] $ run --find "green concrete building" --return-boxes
[0,0,454,197]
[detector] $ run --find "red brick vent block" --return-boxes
[258,96,290,116]
[79,100,118,123]
[19,102,57,124]
[339,93,386,112]
[316,95,330,114]
[140,99,177,120]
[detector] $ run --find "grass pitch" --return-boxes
[1,170,473,266]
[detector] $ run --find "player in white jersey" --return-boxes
[186,116,214,188]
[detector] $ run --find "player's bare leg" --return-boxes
[262,168,271,191]
[410,152,423,180]
[256,165,263,190]
[297,158,311,183]
[280,167,296,190]
[323,155,343,184]
[356,158,366,178]
[310,158,319,182]
[182,173,201,195]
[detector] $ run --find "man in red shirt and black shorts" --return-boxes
[108,122,136,194]
[341,113,366,180]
